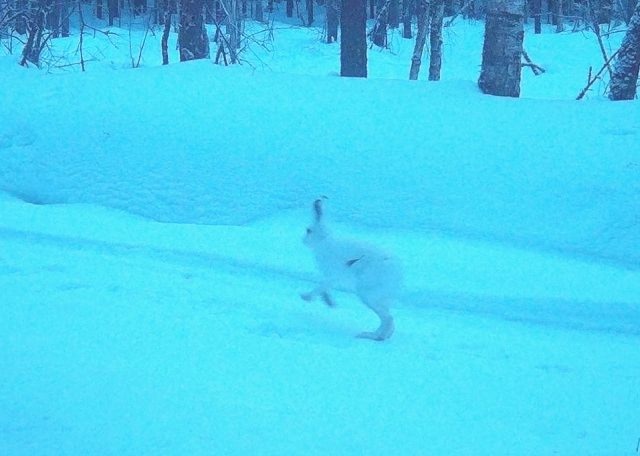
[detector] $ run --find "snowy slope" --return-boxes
[1,58,639,266]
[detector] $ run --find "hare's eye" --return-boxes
[306,228,312,234]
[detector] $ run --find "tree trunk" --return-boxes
[21,1,45,67]
[592,0,612,24]
[226,0,241,62]
[286,0,293,16]
[306,0,313,24]
[532,0,541,33]
[179,0,209,61]
[61,0,69,36]
[444,0,456,15]
[204,0,214,22]
[108,0,119,25]
[327,0,339,42]
[372,0,388,47]
[428,0,444,80]
[609,1,640,100]
[555,0,564,32]
[402,0,413,38]
[409,0,430,79]
[341,0,367,77]
[478,0,525,97]
[134,0,148,14]
[162,12,171,64]
[624,0,637,23]
[96,0,103,19]
[0,0,9,38]
[16,0,27,34]
[389,0,399,27]
[255,0,264,21]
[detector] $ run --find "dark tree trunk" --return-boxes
[327,0,339,42]
[15,0,27,34]
[205,0,214,22]
[443,0,455,15]
[162,12,171,64]
[428,0,444,80]
[369,0,375,17]
[21,2,45,66]
[108,0,119,25]
[97,0,103,19]
[478,0,525,97]
[593,0,612,24]
[402,0,413,38]
[389,0,399,27]
[225,0,241,63]
[47,0,61,37]
[306,0,313,24]
[133,0,147,14]
[609,1,640,100]
[341,0,367,77]
[286,0,293,16]
[255,0,264,21]
[532,0,541,33]
[624,0,637,23]
[372,0,388,47]
[555,0,564,32]
[179,0,209,61]
[409,0,430,79]
[61,0,69,36]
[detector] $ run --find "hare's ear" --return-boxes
[313,196,327,222]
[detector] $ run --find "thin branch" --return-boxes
[522,49,545,75]
[576,48,621,99]
[592,21,613,78]
[444,0,474,27]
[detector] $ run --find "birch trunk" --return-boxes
[478,0,525,97]
[428,0,444,80]
[409,0,430,80]
[372,0,389,48]
[609,1,640,100]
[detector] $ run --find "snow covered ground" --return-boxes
[1,12,639,456]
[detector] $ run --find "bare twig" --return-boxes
[445,0,474,27]
[592,21,613,78]
[576,48,621,99]
[522,49,545,75]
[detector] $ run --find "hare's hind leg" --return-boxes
[356,298,394,341]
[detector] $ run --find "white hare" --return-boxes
[300,197,403,341]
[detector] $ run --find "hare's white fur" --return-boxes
[301,198,402,341]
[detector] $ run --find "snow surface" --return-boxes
[1,12,640,456]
